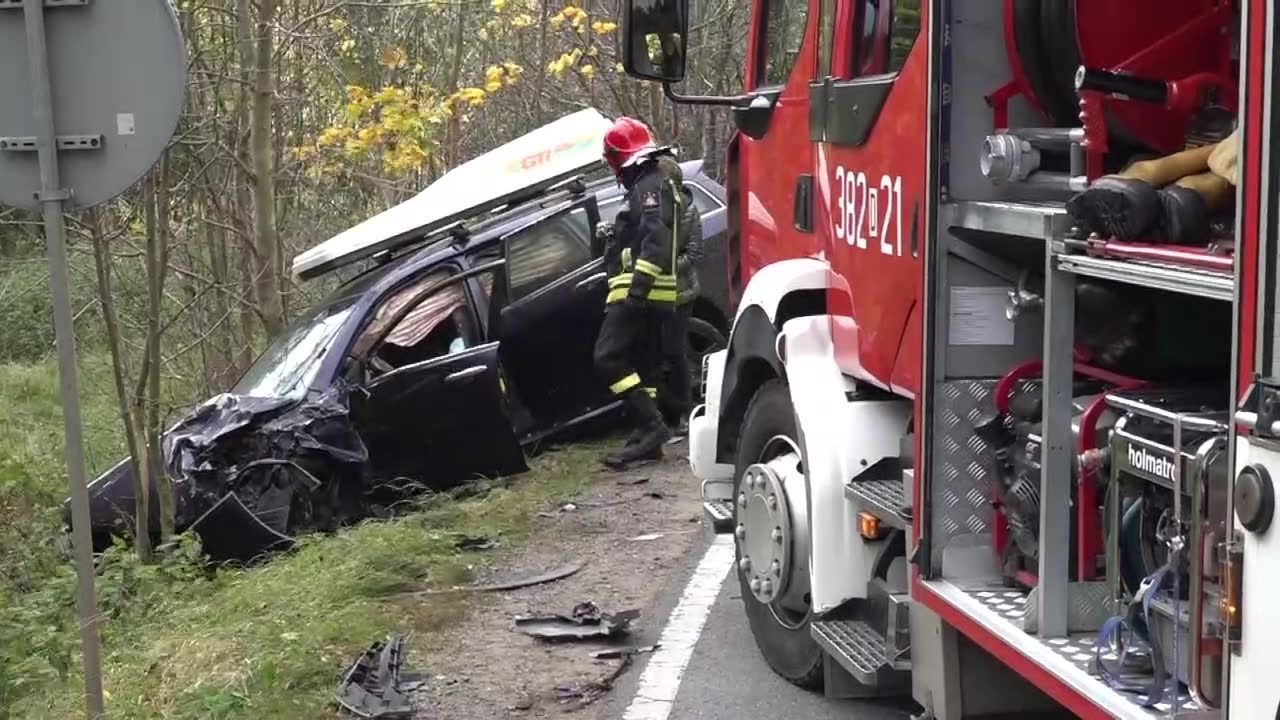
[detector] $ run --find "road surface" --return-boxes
[604,534,915,720]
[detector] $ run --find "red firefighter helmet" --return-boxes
[602,117,657,176]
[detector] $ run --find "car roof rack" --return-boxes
[292,108,613,282]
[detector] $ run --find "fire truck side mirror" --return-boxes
[621,0,688,83]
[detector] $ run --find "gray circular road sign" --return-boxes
[0,0,187,210]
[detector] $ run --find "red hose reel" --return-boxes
[994,0,1237,164]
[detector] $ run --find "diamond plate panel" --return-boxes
[932,380,1000,558]
[1023,581,1118,634]
[930,379,1041,564]
[962,587,1201,715]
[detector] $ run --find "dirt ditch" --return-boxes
[413,449,704,719]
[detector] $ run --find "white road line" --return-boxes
[623,535,735,720]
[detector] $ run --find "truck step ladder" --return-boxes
[701,479,736,534]
[702,499,735,534]
[811,619,911,685]
[844,476,911,529]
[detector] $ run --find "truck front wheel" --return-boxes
[732,379,823,689]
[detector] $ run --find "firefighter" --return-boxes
[656,156,703,440]
[593,117,684,469]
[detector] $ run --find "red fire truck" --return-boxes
[619,1,1276,718]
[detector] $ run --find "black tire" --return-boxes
[733,379,824,689]
[686,317,727,402]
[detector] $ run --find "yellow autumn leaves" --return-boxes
[300,1,618,180]
[544,4,615,78]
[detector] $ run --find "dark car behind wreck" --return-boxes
[80,112,734,561]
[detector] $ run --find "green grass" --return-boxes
[0,356,125,596]
[0,349,609,718]
[6,441,605,720]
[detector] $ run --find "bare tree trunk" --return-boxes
[648,83,663,136]
[444,0,468,169]
[151,154,174,542]
[90,208,152,564]
[534,0,551,125]
[235,0,260,365]
[250,0,284,337]
[204,198,235,390]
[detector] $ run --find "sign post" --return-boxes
[0,1,187,716]
[21,2,104,715]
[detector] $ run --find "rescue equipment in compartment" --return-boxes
[1098,390,1231,708]
[974,360,1143,587]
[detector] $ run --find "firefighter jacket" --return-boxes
[674,182,702,307]
[604,157,688,308]
[653,154,703,306]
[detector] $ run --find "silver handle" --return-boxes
[575,272,607,290]
[445,366,487,383]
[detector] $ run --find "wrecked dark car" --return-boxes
[80,110,734,560]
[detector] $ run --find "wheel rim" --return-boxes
[736,434,811,630]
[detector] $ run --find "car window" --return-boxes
[366,276,486,376]
[554,207,594,244]
[350,269,453,359]
[233,299,358,401]
[505,212,593,301]
[688,184,723,213]
[599,197,626,226]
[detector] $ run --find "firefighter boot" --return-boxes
[603,390,671,470]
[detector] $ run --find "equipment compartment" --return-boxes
[921,3,1240,716]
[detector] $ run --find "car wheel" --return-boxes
[733,379,823,689]
[686,316,726,402]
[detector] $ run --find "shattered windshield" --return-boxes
[232,299,358,401]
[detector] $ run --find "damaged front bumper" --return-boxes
[79,386,370,561]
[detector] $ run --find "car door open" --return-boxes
[350,261,527,489]
[493,197,615,429]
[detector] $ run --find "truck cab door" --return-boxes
[815,0,925,392]
[736,0,824,270]
[350,263,527,488]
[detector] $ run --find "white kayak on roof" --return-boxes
[292,107,614,281]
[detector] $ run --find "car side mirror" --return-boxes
[621,0,688,83]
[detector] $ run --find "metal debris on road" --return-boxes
[589,644,660,659]
[554,655,633,708]
[406,561,585,596]
[335,634,423,719]
[514,601,640,641]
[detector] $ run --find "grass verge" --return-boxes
[7,441,606,720]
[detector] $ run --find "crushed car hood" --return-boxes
[81,386,373,562]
